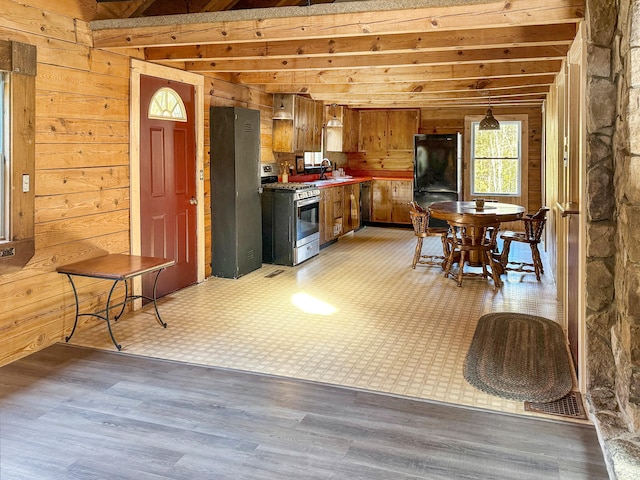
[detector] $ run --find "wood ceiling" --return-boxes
[91,0,585,109]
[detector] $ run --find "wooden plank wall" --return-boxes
[0,0,136,366]
[0,0,277,365]
[345,106,543,213]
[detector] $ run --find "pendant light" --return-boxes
[326,104,343,127]
[479,97,500,130]
[273,95,293,120]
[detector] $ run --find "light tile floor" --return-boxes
[69,226,567,419]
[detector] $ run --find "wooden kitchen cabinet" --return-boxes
[358,109,419,153]
[294,96,322,152]
[319,188,331,244]
[342,183,361,232]
[388,110,419,150]
[273,94,323,153]
[390,180,412,224]
[293,96,309,152]
[319,183,362,245]
[372,180,392,223]
[342,107,360,152]
[320,187,341,245]
[272,119,294,153]
[331,186,343,238]
[371,179,412,224]
[311,101,323,151]
[359,110,388,153]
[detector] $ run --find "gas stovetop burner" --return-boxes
[262,182,312,190]
[261,182,320,200]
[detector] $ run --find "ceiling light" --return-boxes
[326,104,343,127]
[479,98,500,131]
[273,95,292,120]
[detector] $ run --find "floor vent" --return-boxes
[524,391,587,419]
[264,269,285,278]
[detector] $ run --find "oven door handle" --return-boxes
[296,196,320,207]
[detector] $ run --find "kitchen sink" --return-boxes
[310,177,354,186]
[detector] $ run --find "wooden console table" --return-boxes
[57,254,175,350]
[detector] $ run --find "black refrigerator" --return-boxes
[210,106,262,278]
[413,133,462,227]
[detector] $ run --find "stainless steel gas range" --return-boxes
[261,182,321,266]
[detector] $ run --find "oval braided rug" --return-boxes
[463,312,573,403]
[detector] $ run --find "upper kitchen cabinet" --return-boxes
[295,95,321,152]
[324,105,360,153]
[358,109,419,153]
[272,94,323,153]
[343,107,360,153]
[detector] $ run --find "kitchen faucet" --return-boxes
[319,158,331,180]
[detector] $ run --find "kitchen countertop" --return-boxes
[288,172,413,188]
[305,176,372,188]
[370,176,413,182]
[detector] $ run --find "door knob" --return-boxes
[189,197,198,205]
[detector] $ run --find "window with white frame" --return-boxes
[0,72,7,242]
[470,120,522,196]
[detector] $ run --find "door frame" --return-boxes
[130,59,205,300]
[543,22,587,392]
[565,23,587,393]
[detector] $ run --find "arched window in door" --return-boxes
[148,87,187,122]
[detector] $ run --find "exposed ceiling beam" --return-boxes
[321,96,548,108]
[88,0,584,109]
[143,24,576,62]
[317,86,550,101]
[90,0,584,49]
[230,60,565,85]
[183,45,569,72]
[264,75,557,95]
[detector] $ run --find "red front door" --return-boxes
[140,75,197,298]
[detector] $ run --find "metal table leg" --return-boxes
[64,275,123,350]
[64,273,81,344]
[63,267,168,351]
[104,279,122,350]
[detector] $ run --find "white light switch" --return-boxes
[22,174,30,193]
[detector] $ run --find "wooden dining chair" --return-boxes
[499,206,550,280]
[443,214,503,289]
[408,201,450,269]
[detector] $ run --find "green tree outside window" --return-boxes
[472,121,521,196]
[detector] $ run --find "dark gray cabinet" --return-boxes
[210,106,262,278]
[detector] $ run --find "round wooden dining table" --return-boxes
[428,201,526,272]
[428,200,526,224]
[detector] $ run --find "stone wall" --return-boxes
[586,0,640,477]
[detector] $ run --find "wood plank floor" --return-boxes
[0,344,608,479]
